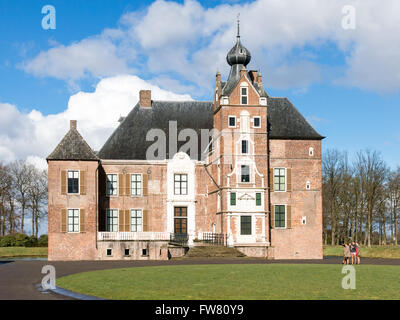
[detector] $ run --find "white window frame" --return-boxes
[174,173,188,195]
[228,116,236,128]
[131,173,142,197]
[67,170,80,195]
[253,116,261,128]
[274,204,287,229]
[241,140,249,154]
[106,209,119,232]
[240,165,251,183]
[273,167,286,192]
[240,86,248,105]
[67,208,80,233]
[131,209,143,232]
[106,173,118,197]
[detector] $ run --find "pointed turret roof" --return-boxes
[47,120,99,161]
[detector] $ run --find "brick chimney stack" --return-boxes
[139,90,152,108]
[70,120,77,130]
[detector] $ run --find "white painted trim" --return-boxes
[67,208,80,233]
[252,116,261,128]
[274,204,287,229]
[66,170,80,195]
[228,115,236,128]
[105,172,118,197]
[272,167,287,192]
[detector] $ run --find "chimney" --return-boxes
[240,66,247,78]
[216,71,221,83]
[139,90,152,108]
[249,70,257,82]
[70,120,77,130]
[257,72,262,84]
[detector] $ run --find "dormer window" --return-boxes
[241,87,248,105]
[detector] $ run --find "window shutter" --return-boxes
[269,168,274,192]
[270,205,275,229]
[118,174,124,196]
[286,168,292,192]
[124,210,130,232]
[80,209,86,232]
[231,192,236,206]
[80,171,86,195]
[287,205,292,229]
[142,209,149,231]
[142,174,148,196]
[61,171,67,195]
[118,210,124,232]
[61,209,67,232]
[125,174,130,196]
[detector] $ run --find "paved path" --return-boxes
[1,256,399,300]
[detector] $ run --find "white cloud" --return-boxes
[0,75,192,164]
[19,0,400,94]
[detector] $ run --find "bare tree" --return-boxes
[388,167,400,245]
[9,160,34,233]
[27,169,48,237]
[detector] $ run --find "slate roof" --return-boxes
[97,101,214,160]
[267,98,324,140]
[47,126,99,161]
[97,98,323,160]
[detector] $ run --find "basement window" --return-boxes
[106,248,112,257]
[124,248,130,256]
[142,248,148,256]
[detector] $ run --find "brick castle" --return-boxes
[47,25,324,260]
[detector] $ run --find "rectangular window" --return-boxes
[106,209,118,232]
[124,248,130,256]
[131,174,142,196]
[241,87,248,105]
[67,171,79,194]
[106,174,118,196]
[275,205,286,228]
[241,165,250,183]
[240,216,251,235]
[131,209,143,232]
[174,207,187,234]
[174,174,188,195]
[253,117,261,128]
[256,193,261,206]
[67,209,79,232]
[230,192,236,206]
[228,116,236,127]
[241,140,248,154]
[274,168,286,191]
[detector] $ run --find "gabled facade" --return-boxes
[47,28,324,260]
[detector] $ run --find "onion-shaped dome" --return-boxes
[226,39,251,66]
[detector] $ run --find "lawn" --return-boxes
[56,264,400,300]
[323,245,400,259]
[0,247,48,258]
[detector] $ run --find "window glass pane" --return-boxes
[240,216,251,235]
[241,165,250,182]
[254,117,260,127]
[242,140,248,154]
[241,96,247,104]
[256,193,261,206]
[231,192,236,205]
[241,88,247,95]
[275,205,286,228]
[229,117,235,126]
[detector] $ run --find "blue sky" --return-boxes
[0,0,400,170]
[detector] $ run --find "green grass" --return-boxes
[0,246,47,258]
[57,264,400,300]
[324,245,400,259]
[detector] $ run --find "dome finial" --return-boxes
[237,13,240,39]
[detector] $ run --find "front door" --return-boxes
[174,207,187,234]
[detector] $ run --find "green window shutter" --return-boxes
[256,193,261,206]
[230,192,236,206]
